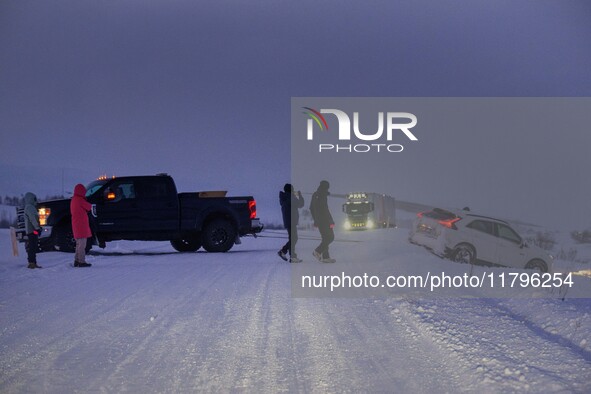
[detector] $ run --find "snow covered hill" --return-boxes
[1,226,590,392]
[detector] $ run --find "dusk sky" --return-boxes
[1,0,590,228]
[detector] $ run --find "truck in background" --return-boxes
[342,192,396,230]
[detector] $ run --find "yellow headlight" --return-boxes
[38,208,51,226]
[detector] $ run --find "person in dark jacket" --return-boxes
[23,192,43,269]
[278,183,305,263]
[309,180,335,263]
[70,184,92,267]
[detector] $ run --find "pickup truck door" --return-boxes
[95,180,140,233]
[135,178,179,233]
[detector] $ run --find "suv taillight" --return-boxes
[248,200,257,219]
[438,217,460,229]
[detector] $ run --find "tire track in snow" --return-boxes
[297,297,482,392]
[187,257,297,391]
[1,253,230,392]
[0,254,148,391]
[395,297,591,393]
[91,259,231,392]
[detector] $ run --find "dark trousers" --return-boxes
[315,225,334,259]
[26,232,38,264]
[281,226,299,257]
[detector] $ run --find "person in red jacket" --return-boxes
[70,184,92,267]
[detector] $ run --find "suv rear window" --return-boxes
[424,208,457,221]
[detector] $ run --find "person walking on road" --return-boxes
[23,192,43,269]
[309,180,336,263]
[70,184,92,267]
[278,183,305,263]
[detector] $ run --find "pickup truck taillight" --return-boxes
[248,200,257,219]
[38,208,51,226]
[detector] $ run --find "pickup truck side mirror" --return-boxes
[104,189,116,201]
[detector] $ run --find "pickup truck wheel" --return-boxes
[171,237,202,252]
[202,219,237,253]
[54,225,76,253]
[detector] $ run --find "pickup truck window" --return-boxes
[139,178,171,199]
[86,180,107,197]
[105,181,136,202]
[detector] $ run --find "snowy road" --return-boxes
[1,228,589,392]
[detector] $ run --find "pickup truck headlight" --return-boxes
[38,208,51,226]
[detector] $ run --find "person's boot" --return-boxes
[277,250,288,261]
[27,262,42,269]
[74,261,92,268]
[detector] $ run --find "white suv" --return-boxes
[409,208,553,273]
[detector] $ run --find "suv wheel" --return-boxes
[452,244,475,264]
[525,259,548,273]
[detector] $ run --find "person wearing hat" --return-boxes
[309,180,335,263]
[70,184,92,267]
[23,192,43,269]
[278,183,305,263]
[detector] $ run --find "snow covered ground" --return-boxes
[1,224,590,393]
